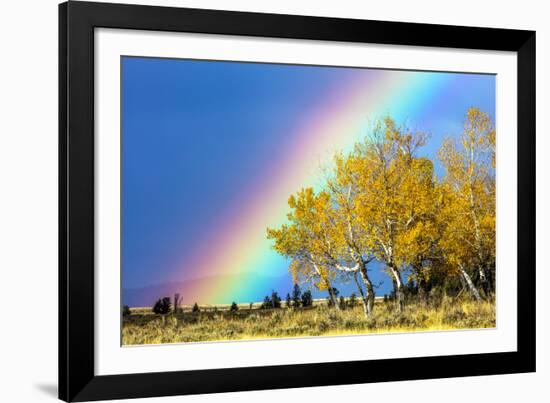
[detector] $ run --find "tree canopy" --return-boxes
[268,108,496,315]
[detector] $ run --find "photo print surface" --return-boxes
[121,56,496,345]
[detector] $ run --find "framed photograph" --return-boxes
[59,1,535,401]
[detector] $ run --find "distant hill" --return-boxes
[123,272,290,307]
[123,271,381,308]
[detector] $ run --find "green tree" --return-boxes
[261,295,272,309]
[301,290,313,307]
[271,291,282,309]
[153,297,171,314]
[292,283,302,308]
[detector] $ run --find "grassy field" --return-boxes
[122,296,496,345]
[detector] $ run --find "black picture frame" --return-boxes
[59,1,536,401]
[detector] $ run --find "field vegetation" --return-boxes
[122,295,495,345]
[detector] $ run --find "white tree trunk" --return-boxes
[311,258,340,310]
[459,264,481,301]
[389,265,404,312]
[358,261,375,316]
[327,286,340,310]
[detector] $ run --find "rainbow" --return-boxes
[172,68,456,304]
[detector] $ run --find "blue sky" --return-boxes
[122,56,495,303]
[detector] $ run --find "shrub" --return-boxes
[192,302,200,313]
[153,297,171,314]
[122,305,131,317]
[230,302,239,312]
[404,279,418,300]
[339,296,346,310]
[317,320,330,333]
[348,293,357,308]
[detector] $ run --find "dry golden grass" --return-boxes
[122,297,495,345]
